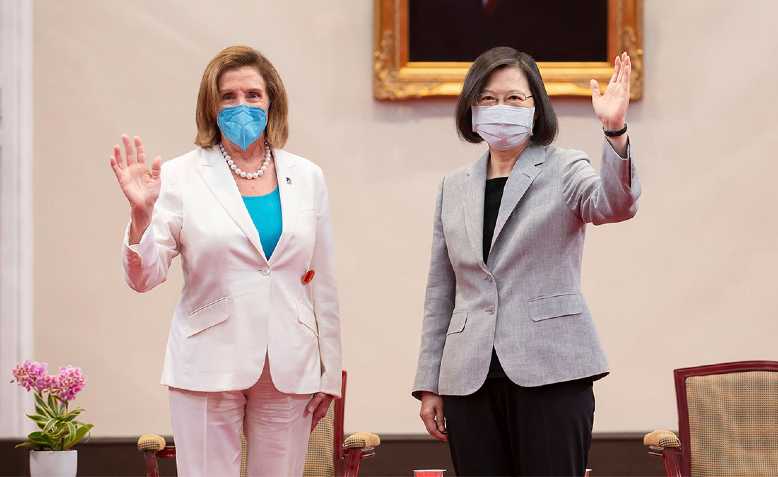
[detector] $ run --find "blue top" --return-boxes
[242,187,283,259]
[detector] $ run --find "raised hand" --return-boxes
[591,52,631,130]
[109,135,161,243]
[109,135,161,216]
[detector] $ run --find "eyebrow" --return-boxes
[219,87,265,94]
[480,89,530,96]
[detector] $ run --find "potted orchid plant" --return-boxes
[10,360,93,477]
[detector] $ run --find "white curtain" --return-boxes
[0,0,33,438]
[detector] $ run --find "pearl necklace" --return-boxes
[219,141,272,180]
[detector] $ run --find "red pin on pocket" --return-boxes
[301,269,316,285]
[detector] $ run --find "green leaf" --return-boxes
[26,414,48,429]
[33,403,49,419]
[33,392,45,407]
[25,431,56,450]
[42,418,62,435]
[34,393,48,411]
[63,407,82,417]
[26,413,47,423]
[50,423,67,439]
[63,423,93,450]
[47,394,61,414]
[57,419,70,434]
[44,417,58,433]
[61,407,82,422]
[34,393,55,419]
[65,421,77,441]
[56,395,67,414]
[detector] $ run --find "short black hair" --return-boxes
[455,46,558,146]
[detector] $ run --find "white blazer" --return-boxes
[121,146,342,397]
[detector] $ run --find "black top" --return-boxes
[483,177,509,378]
[483,177,509,263]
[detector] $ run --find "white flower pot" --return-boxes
[29,450,77,477]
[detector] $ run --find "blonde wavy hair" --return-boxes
[195,45,289,149]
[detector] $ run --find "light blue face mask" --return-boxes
[216,104,268,151]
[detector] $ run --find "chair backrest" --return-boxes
[239,371,347,477]
[674,361,778,477]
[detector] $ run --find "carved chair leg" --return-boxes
[143,451,161,477]
[342,448,364,477]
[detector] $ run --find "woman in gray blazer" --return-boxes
[412,47,640,477]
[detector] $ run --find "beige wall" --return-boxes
[33,0,778,437]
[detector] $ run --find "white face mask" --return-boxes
[472,105,535,151]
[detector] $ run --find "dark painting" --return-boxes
[409,0,608,62]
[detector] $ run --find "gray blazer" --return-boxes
[412,141,641,398]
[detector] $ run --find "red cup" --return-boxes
[413,470,446,477]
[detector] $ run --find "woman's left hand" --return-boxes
[305,392,334,431]
[591,51,631,130]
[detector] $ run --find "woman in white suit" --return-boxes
[109,45,342,477]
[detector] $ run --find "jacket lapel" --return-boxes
[489,145,546,252]
[268,149,298,265]
[196,147,268,264]
[464,152,489,268]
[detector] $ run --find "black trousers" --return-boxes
[442,377,595,477]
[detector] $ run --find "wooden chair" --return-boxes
[137,371,380,477]
[643,361,778,477]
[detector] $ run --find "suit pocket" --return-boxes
[446,311,468,335]
[183,296,231,337]
[297,300,319,336]
[528,292,584,322]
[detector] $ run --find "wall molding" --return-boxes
[0,433,666,476]
[0,0,34,438]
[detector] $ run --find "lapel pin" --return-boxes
[301,269,315,285]
[286,177,292,185]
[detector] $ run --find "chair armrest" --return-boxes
[643,430,683,477]
[342,434,380,477]
[137,434,167,477]
[343,432,381,450]
[643,430,681,452]
[137,434,166,452]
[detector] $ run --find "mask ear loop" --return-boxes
[263,100,273,160]
[262,101,272,150]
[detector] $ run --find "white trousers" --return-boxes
[168,361,313,477]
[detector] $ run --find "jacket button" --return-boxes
[259,268,271,276]
[484,275,493,281]
[485,305,495,314]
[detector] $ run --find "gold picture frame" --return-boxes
[373,0,643,100]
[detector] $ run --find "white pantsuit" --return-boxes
[122,146,342,475]
[169,360,312,477]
